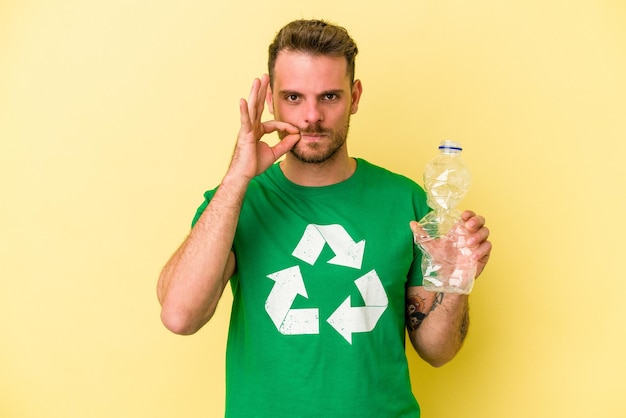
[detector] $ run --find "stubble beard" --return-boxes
[288,119,351,164]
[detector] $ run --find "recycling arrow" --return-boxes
[326,269,388,344]
[292,224,365,269]
[265,266,319,335]
[265,224,388,342]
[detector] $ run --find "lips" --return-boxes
[300,134,327,144]
[300,130,329,140]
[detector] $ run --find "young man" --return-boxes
[158,19,491,417]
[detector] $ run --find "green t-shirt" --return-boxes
[193,158,430,418]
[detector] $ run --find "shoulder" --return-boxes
[248,162,282,190]
[356,158,424,193]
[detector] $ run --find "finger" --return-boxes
[464,214,485,232]
[271,132,300,159]
[255,75,269,121]
[247,78,261,121]
[266,120,301,159]
[466,225,490,248]
[262,120,299,134]
[239,98,251,129]
[472,239,492,264]
[258,74,269,103]
[461,210,476,221]
[409,221,431,243]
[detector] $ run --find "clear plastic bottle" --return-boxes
[415,140,476,294]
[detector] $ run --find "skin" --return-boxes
[266,51,363,185]
[407,213,490,366]
[157,50,492,367]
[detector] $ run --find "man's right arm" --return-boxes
[157,174,249,335]
[156,74,300,335]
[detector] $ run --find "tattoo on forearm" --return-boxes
[430,292,444,312]
[406,294,427,331]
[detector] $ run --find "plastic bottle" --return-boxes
[415,140,476,294]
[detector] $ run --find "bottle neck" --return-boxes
[440,149,461,156]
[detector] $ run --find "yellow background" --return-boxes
[2,0,625,417]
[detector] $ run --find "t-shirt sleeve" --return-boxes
[406,185,431,287]
[191,188,218,228]
[407,245,424,287]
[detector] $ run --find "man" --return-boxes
[157,19,491,417]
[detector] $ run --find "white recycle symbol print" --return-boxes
[264,224,388,344]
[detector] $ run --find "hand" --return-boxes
[410,210,492,279]
[459,210,491,278]
[230,74,301,180]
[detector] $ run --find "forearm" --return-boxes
[405,211,489,366]
[407,291,470,367]
[157,173,249,335]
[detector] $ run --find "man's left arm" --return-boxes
[406,211,491,367]
[405,287,470,367]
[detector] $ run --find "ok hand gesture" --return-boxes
[229,74,301,180]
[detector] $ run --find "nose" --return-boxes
[303,100,323,125]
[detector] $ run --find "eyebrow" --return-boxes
[278,89,346,97]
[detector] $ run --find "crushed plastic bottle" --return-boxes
[415,140,476,294]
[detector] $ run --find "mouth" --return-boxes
[300,131,329,141]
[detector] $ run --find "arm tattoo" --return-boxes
[431,293,470,342]
[430,292,444,312]
[406,294,428,331]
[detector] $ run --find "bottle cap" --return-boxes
[439,140,463,152]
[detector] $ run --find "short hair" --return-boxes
[268,19,359,87]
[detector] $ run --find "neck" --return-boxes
[280,152,356,187]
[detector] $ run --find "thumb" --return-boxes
[271,132,301,160]
[410,221,431,244]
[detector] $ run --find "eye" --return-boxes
[323,93,338,101]
[285,94,300,102]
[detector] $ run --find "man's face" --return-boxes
[267,50,362,164]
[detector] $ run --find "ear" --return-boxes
[350,79,363,114]
[266,85,275,115]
